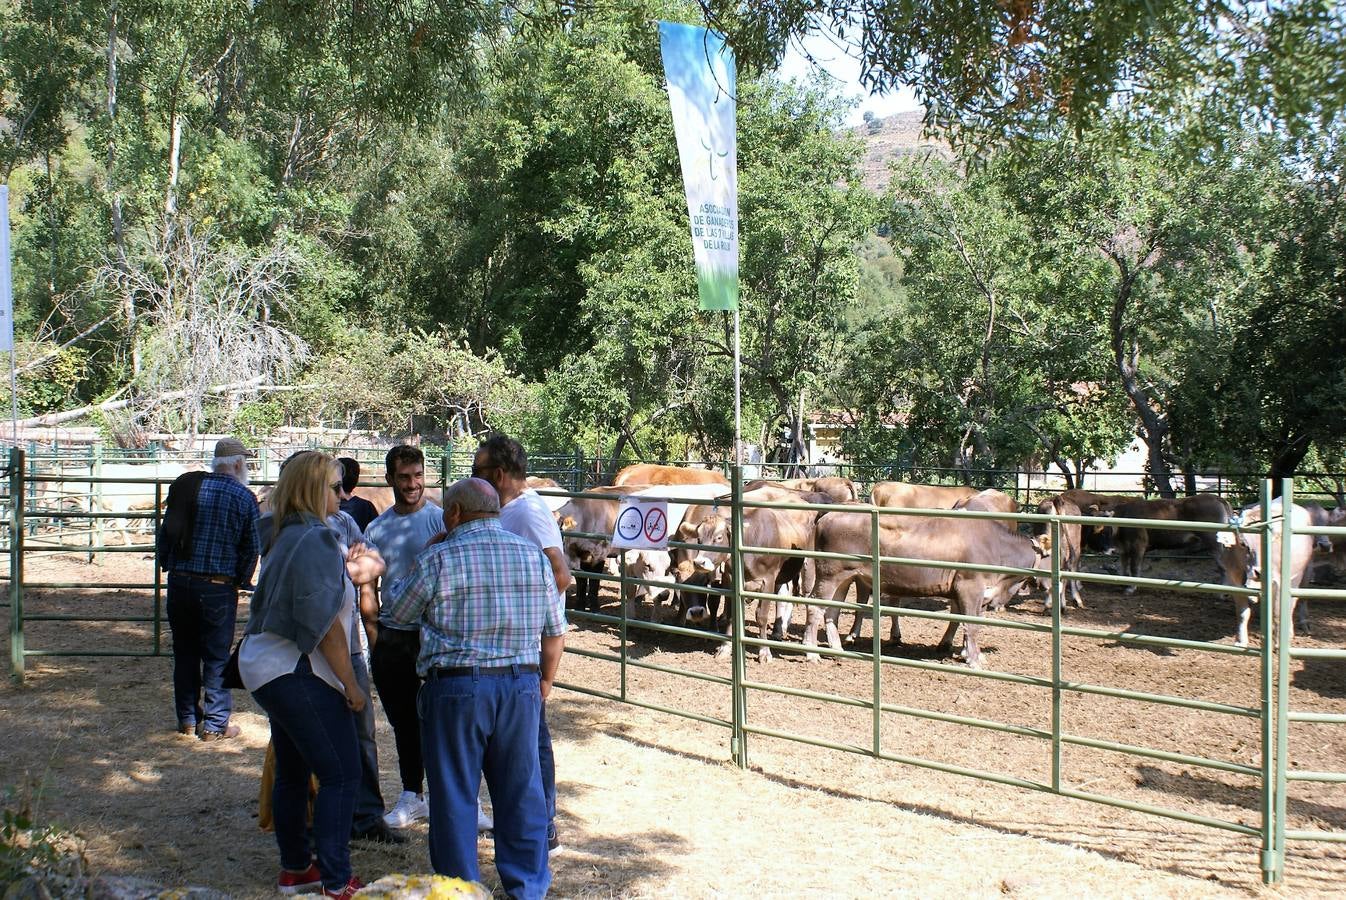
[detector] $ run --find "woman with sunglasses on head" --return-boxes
[239,450,366,898]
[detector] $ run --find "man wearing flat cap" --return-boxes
[156,437,260,740]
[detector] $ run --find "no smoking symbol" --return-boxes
[643,508,668,542]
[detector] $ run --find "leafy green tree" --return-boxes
[699,1,1346,149]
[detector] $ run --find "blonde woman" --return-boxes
[238,451,366,898]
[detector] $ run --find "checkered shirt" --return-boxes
[383,517,567,676]
[165,473,260,585]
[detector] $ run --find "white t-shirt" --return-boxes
[239,579,355,694]
[498,488,565,607]
[366,502,444,629]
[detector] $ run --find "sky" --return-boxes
[776,28,922,126]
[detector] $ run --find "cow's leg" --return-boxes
[772,601,792,642]
[804,573,849,661]
[1233,595,1253,647]
[844,582,869,644]
[713,607,734,659]
[1067,555,1085,608]
[1289,572,1310,636]
[951,588,985,669]
[756,587,778,664]
[1122,533,1147,595]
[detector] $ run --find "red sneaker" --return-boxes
[321,877,364,899]
[277,863,323,894]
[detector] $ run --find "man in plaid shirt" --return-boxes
[384,477,565,900]
[157,437,260,741]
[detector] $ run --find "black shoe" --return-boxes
[352,821,407,845]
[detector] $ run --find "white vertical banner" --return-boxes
[0,185,13,352]
[659,21,739,312]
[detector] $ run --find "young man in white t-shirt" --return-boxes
[474,434,571,853]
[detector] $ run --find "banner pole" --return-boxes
[0,185,14,443]
[733,307,742,467]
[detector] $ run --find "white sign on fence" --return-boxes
[612,496,671,550]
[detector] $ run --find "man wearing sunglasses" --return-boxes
[472,434,571,854]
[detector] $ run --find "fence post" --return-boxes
[9,447,24,682]
[90,440,103,562]
[870,505,882,757]
[1050,516,1063,793]
[1272,478,1294,882]
[1256,480,1281,884]
[730,464,747,768]
[153,478,164,656]
[619,549,629,702]
[573,446,583,491]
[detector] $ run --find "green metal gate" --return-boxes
[5,454,1344,884]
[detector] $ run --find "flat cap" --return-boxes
[214,437,255,459]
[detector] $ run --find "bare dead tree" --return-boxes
[90,216,308,434]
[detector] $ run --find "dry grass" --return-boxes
[1,546,1344,897]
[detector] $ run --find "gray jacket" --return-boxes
[244,513,345,655]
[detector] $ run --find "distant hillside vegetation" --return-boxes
[847,111,950,193]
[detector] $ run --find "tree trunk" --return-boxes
[1109,258,1175,498]
[106,0,134,373]
[1268,433,1312,497]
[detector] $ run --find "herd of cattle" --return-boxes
[24,459,1346,669]
[546,466,1346,668]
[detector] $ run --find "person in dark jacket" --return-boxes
[338,457,379,532]
[156,437,259,741]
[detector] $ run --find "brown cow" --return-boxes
[870,481,980,510]
[675,487,826,662]
[1217,499,1314,646]
[1054,489,1133,553]
[612,463,729,487]
[764,477,857,503]
[1112,494,1233,592]
[952,489,1019,531]
[554,486,644,612]
[1302,502,1345,583]
[1034,496,1084,610]
[802,512,1048,669]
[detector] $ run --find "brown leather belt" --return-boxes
[176,572,234,585]
[429,664,539,679]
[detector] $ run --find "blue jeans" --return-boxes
[351,653,385,832]
[419,668,550,900]
[252,657,361,892]
[166,573,237,732]
[539,705,555,828]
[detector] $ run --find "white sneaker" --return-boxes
[384,791,428,828]
[477,798,493,833]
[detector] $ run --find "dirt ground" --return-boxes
[2,544,1344,898]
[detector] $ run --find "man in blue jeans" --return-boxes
[473,434,572,853]
[385,478,566,900]
[156,437,260,741]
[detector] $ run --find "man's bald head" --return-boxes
[443,477,500,532]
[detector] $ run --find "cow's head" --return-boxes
[1083,505,1117,554]
[1216,530,1259,588]
[688,514,730,576]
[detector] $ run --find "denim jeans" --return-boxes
[350,652,385,832]
[419,668,550,900]
[539,704,555,826]
[370,627,423,794]
[252,656,361,893]
[166,573,238,732]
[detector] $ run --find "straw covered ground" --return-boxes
[2,545,1345,898]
